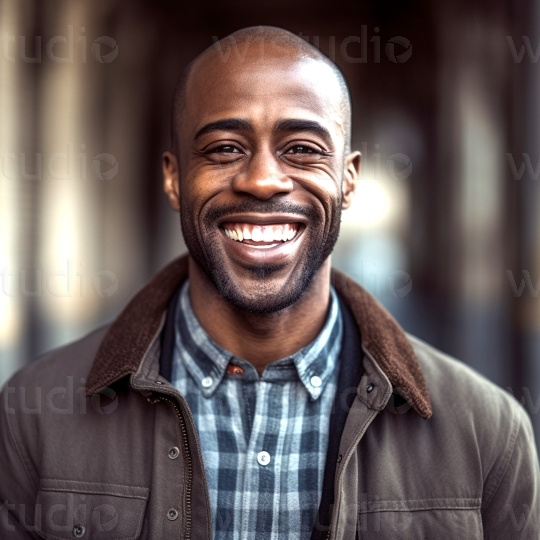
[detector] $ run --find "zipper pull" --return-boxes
[146,394,163,405]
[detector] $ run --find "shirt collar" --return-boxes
[174,280,342,400]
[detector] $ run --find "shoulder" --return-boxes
[405,335,540,527]
[2,325,109,393]
[406,333,532,462]
[0,325,111,494]
[407,333,524,416]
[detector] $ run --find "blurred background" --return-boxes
[1,0,540,447]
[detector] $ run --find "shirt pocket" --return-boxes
[357,498,483,540]
[35,479,150,540]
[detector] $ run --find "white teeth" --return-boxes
[262,227,274,242]
[224,224,298,243]
[251,227,263,242]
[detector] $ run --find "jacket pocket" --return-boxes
[356,498,483,540]
[35,479,150,540]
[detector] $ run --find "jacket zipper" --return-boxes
[150,394,193,539]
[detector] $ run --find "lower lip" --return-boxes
[220,228,304,265]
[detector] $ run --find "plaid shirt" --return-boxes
[171,281,342,540]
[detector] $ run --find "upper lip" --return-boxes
[217,213,309,227]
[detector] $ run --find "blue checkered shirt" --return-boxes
[171,281,342,540]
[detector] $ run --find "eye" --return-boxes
[285,145,317,154]
[211,144,242,154]
[203,143,246,164]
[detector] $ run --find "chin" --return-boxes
[220,288,306,314]
[214,265,309,314]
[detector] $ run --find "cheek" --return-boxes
[185,163,235,200]
[181,172,216,215]
[295,158,343,205]
[302,177,342,216]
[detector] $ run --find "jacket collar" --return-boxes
[86,254,432,419]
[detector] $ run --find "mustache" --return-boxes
[205,200,319,223]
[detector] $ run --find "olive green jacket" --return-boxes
[1,255,539,539]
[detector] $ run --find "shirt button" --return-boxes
[201,376,213,388]
[167,508,179,521]
[257,451,271,466]
[366,384,374,393]
[168,447,180,459]
[226,363,245,376]
[310,375,322,388]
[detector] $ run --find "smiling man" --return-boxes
[1,26,539,540]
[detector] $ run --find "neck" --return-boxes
[188,257,332,374]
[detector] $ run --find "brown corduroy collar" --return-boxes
[86,254,432,419]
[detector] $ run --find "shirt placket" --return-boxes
[241,379,285,540]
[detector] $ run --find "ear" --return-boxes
[163,151,180,211]
[342,151,361,209]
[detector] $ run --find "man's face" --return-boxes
[165,45,359,313]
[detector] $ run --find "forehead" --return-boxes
[183,46,345,139]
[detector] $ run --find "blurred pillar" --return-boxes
[98,4,161,320]
[436,8,509,386]
[37,0,102,351]
[0,0,24,383]
[518,0,540,447]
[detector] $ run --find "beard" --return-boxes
[180,197,342,314]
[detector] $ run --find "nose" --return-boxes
[231,149,293,199]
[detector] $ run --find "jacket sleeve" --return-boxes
[0,381,40,539]
[481,405,540,539]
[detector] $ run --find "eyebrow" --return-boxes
[275,119,332,143]
[194,119,252,140]
[193,117,332,143]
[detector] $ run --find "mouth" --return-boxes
[216,215,307,265]
[220,222,302,249]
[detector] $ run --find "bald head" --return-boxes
[170,26,352,155]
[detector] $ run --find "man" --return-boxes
[0,26,539,540]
